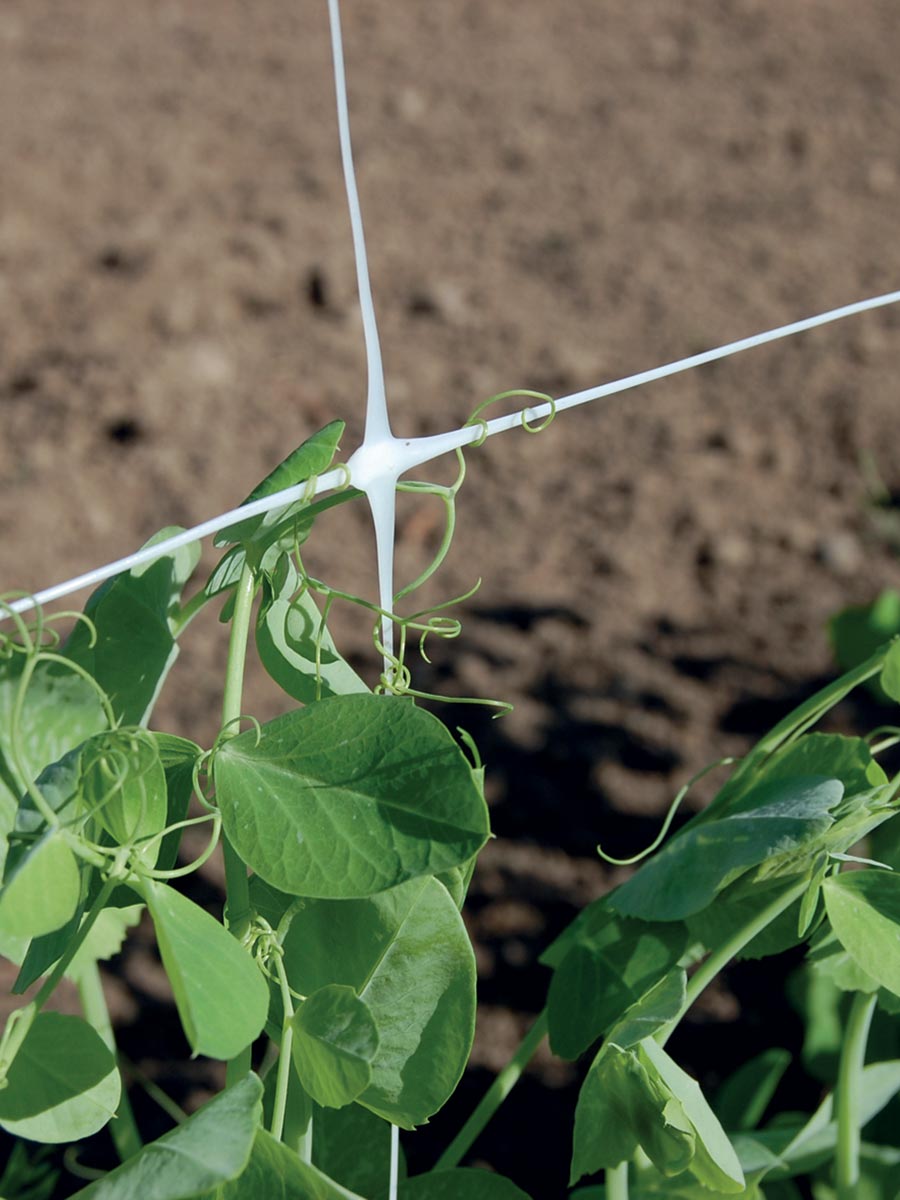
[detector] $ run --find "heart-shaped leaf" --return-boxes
[215,695,489,899]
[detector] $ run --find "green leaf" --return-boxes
[313,1103,402,1197]
[67,905,143,981]
[540,894,610,969]
[214,420,345,547]
[204,545,246,600]
[214,695,489,899]
[81,729,168,854]
[713,1050,791,1132]
[823,869,900,996]
[63,527,199,727]
[829,590,900,701]
[0,659,107,866]
[750,1060,900,1181]
[607,970,687,1051]
[687,876,807,962]
[548,913,688,1059]
[397,1170,533,1199]
[280,875,476,1128]
[701,734,885,828]
[256,563,369,704]
[570,1043,695,1184]
[806,926,880,993]
[0,1141,59,1200]
[434,853,478,911]
[0,1012,120,1143]
[639,1039,744,1192]
[209,1127,366,1199]
[140,879,269,1060]
[610,777,841,922]
[71,1074,262,1199]
[0,830,80,940]
[292,984,379,1108]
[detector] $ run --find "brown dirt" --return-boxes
[2,2,900,1196]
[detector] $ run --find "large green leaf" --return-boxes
[0,1012,119,1143]
[398,1170,533,1199]
[609,777,841,922]
[71,1074,262,1199]
[215,420,346,547]
[214,695,489,899]
[256,562,369,704]
[548,912,688,1059]
[63,527,199,727]
[292,985,379,1108]
[208,1127,365,1199]
[280,875,476,1128]
[140,879,269,1059]
[823,870,900,996]
[313,1102,402,1197]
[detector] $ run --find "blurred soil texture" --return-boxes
[2,1,900,1196]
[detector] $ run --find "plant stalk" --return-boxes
[270,956,296,1145]
[607,1162,629,1200]
[76,960,142,1161]
[835,991,876,1200]
[435,1009,548,1171]
[33,876,117,1011]
[220,561,257,1086]
[657,878,808,1048]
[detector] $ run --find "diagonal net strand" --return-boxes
[2,285,900,621]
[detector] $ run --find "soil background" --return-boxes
[2,2,900,1196]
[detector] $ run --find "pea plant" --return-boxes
[2,3,900,1199]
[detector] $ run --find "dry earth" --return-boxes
[2,2,900,1195]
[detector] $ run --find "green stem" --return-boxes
[607,1162,629,1200]
[220,562,258,1087]
[119,1054,187,1125]
[835,991,876,1199]
[435,1010,548,1171]
[76,960,142,1161]
[658,879,807,1048]
[33,876,117,1011]
[270,957,296,1145]
[221,561,256,942]
[722,649,889,797]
